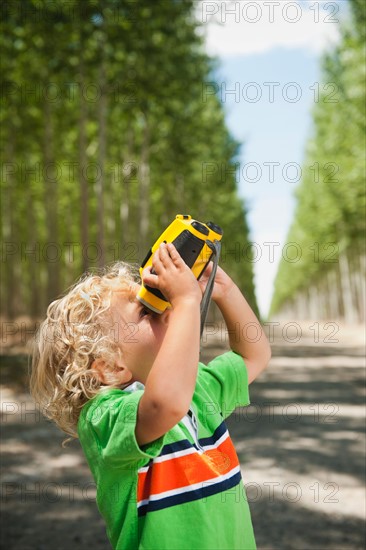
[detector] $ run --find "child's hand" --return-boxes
[142,243,201,307]
[198,263,235,302]
[199,262,272,385]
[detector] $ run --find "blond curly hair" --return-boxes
[30,262,140,440]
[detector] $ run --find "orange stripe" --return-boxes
[137,436,239,503]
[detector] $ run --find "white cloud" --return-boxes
[197,0,341,57]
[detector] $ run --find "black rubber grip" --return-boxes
[172,230,205,268]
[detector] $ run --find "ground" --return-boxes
[1,322,365,550]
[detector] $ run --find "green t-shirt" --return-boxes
[77,351,257,550]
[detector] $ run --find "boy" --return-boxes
[31,242,271,549]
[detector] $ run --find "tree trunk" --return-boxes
[138,114,151,258]
[79,51,89,273]
[43,99,59,304]
[350,243,365,323]
[26,179,41,317]
[298,291,307,319]
[2,129,16,319]
[120,120,134,249]
[328,270,335,319]
[97,56,107,267]
[338,250,355,323]
[359,251,366,323]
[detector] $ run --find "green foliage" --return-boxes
[270,1,366,316]
[0,0,259,318]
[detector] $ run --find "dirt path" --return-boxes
[1,324,365,550]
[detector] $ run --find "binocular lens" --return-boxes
[191,221,209,235]
[206,221,223,235]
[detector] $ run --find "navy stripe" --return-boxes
[158,438,199,456]
[157,422,228,458]
[199,421,227,447]
[138,470,242,517]
[157,420,228,459]
[140,421,229,469]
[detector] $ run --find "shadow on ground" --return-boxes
[1,336,365,550]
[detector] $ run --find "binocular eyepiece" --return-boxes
[137,215,223,314]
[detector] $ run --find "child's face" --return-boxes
[109,287,171,384]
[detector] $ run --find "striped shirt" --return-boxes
[78,352,257,550]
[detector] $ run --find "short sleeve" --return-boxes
[78,389,166,467]
[198,351,250,419]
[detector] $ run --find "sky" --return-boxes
[197,0,349,316]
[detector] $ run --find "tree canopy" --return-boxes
[1,0,259,319]
[270,0,365,321]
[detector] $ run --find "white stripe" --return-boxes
[138,447,197,472]
[137,464,241,507]
[138,429,230,474]
[201,430,229,451]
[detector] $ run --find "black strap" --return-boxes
[200,240,221,338]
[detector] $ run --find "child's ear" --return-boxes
[91,358,133,386]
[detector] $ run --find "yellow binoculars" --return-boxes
[137,214,223,314]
